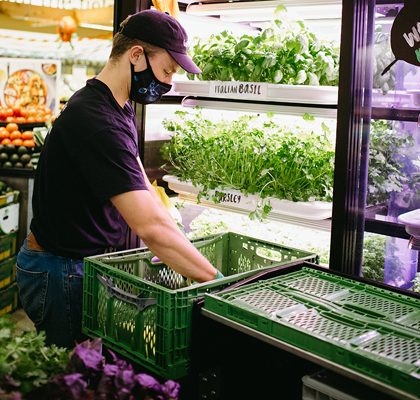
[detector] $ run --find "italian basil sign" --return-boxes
[382,0,420,75]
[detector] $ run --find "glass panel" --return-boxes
[363,2,420,292]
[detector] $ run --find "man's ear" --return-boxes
[129,45,144,64]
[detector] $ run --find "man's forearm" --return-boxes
[140,218,218,282]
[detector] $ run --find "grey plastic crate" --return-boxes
[302,371,396,400]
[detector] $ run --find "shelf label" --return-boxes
[210,81,267,99]
[214,190,242,204]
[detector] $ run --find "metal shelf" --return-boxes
[202,309,417,400]
[365,218,410,240]
[371,107,419,122]
[0,168,35,178]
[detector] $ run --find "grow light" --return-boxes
[186,0,342,21]
[181,98,338,119]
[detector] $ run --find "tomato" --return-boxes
[0,109,5,120]
[12,106,21,117]
[21,131,33,140]
[12,139,23,146]
[35,116,44,123]
[5,109,13,118]
[15,117,25,124]
[1,138,11,145]
[19,108,28,119]
[23,139,35,147]
[10,131,22,140]
[0,131,9,140]
[6,123,18,133]
[26,116,35,123]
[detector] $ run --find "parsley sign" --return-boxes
[382,0,420,75]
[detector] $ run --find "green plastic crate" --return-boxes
[0,282,18,316]
[204,266,420,397]
[271,268,420,333]
[82,232,317,379]
[0,233,17,262]
[0,256,16,289]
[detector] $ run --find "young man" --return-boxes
[16,10,220,348]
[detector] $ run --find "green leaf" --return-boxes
[303,113,315,121]
[295,70,307,84]
[274,70,283,83]
[274,5,287,14]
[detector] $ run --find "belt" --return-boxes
[27,232,45,251]
[27,232,118,255]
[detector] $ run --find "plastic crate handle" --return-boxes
[320,311,366,329]
[97,274,156,311]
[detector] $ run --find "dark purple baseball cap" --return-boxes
[120,9,201,74]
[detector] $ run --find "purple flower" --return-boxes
[115,367,136,389]
[103,363,119,377]
[70,344,103,373]
[162,380,180,399]
[135,373,162,392]
[49,373,89,400]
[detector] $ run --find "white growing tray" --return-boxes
[170,80,338,106]
[163,175,332,221]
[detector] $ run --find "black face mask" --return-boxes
[129,52,172,104]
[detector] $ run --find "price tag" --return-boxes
[210,81,267,99]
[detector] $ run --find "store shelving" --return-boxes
[149,1,342,235]
[170,81,338,106]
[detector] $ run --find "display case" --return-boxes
[128,0,342,262]
[113,0,419,289]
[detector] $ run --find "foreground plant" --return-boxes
[0,317,179,400]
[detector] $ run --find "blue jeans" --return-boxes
[16,239,87,348]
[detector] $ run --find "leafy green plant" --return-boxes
[188,19,339,86]
[412,273,420,293]
[368,120,414,206]
[0,315,70,396]
[362,234,386,281]
[161,110,335,211]
[373,29,395,94]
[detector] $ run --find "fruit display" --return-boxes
[0,124,35,147]
[0,123,38,169]
[0,180,14,197]
[0,104,53,124]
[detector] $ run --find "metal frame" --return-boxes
[329,0,375,275]
[112,0,151,249]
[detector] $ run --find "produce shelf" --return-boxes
[164,175,333,230]
[371,107,420,123]
[0,168,36,178]
[170,80,338,106]
[203,265,420,399]
[0,122,46,129]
